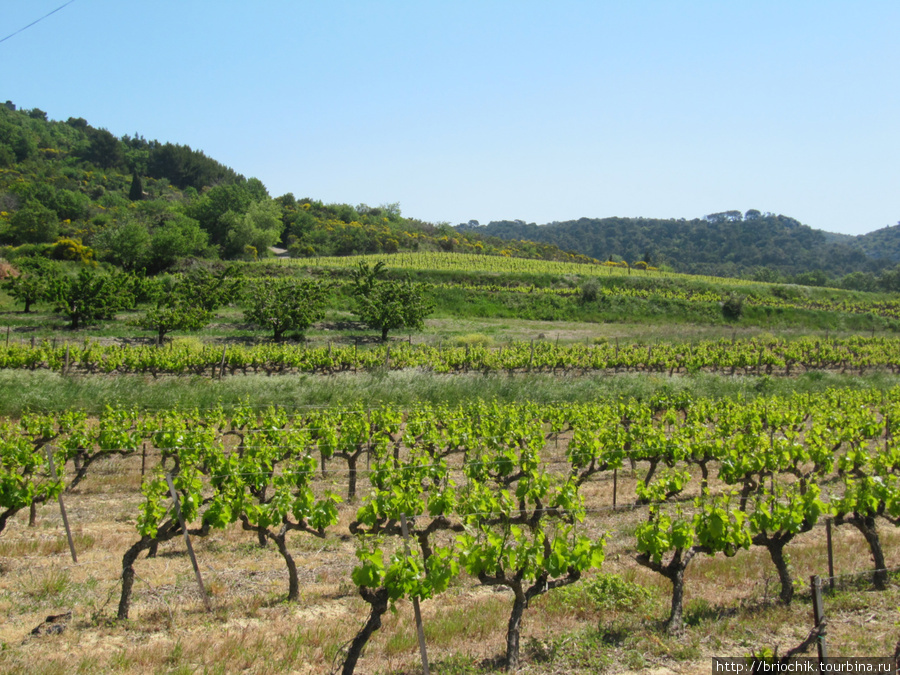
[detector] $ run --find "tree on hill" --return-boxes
[186,182,259,246]
[129,275,213,344]
[147,213,209,272]
[4,200,59,244]
[243,277,330,341]
[83,127,125,169]
[129,172,144,201]
[222,199,283,259]
[3,258,59,313]
[877,264,900,292]
[53,268,125,329]
[146,142,243,191]
[92,218,152,271]
[351,262,433,341]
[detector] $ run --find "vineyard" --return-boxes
[1,392,898,672]
[2,255,900,672]
[2,335,900,378]
[272,251,900,318]
[268,252,673,278]
[429,280,900,320]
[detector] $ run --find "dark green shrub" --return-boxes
[722,294,744,321]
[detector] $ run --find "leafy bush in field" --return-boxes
[579,278,600,304]
[451,333,494,348]
[558,572,652,611]
[721,294,744,321]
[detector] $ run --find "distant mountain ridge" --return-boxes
[458,210,900,278]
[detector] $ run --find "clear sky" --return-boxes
[3,1,898,235]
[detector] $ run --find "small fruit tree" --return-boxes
[350,261,433,341]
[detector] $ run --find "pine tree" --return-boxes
[129,171,143,201]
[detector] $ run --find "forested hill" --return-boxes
[4,101,898,282]
[0,103,593,271]
[459,211,900,279]
[854,224,900,264]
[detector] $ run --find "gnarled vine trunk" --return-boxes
[505,586,528,671]
[836,512,888,590]
[768,539,795,604]
[118,520,207,620]
[342,586,390,675]
[636,547,697,634]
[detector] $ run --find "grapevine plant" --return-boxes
[636,490,750,633]
[458,428,605,670]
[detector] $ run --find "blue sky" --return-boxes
[3,1,898,235]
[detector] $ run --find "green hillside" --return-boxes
[460,210,900,282]
[0,103,593,271]
[855,223,900,262]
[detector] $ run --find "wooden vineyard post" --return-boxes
[165,473,211,612]
[219,346,227,379]
[45,447,77,563]
[366,409,372,472]
[612,467,618,509]
[385,345,390,369]
[141,443,147,479]
[63,344,70,376]
[826,519,835,593]
[810,575,828,668]
[401,513,430,675]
